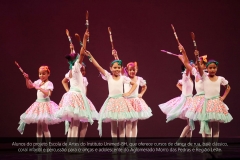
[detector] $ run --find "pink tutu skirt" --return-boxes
[19,100,60,124]
[99,97,139,122]
[195,97,232,123]
[55,91,99,122]
[197,96,233,135]
[125,97,152,121]
[159,94,193,122]
[185,94,205,120]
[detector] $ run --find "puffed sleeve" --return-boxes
[65,71,70,80]
[46,81,54,91]
[123,76,131,84]
[139,77,146,86]
[34,79,41,85]
[100,70,111,81]
[220,76,228,86]
[83,77,89,87]
[178,79,183,85]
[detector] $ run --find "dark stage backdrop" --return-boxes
[0,0,239,138]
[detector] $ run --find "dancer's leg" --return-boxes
[79,122,88,143]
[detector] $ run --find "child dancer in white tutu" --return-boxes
[180,44,209,137]
[159,46,194,139]
[18,66,60,144]
[112,49,152,141]
[83,50,139,139]
[195,52,233,138]
[56,31,98,139]
[123,61,152,144]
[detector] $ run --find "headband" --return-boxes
[111,60,122,66]
[206,60,219,67]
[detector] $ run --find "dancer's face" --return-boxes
[207,63,218,76]
[39,69,50,82]
[110,62,122,77]
[127,66,138,78]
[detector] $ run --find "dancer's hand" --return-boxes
[178,44,185,53]
[138,93,143,98]
[219,96,224,101]
[70,44,74,49]
[84,50,91,57]
[23,72,29,79]
[194,50,199,57]
[123,92,131,98]
[112,49,117,56]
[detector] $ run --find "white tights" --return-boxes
[67,118,88,145]
[126,120,138,143]
[111,121,125,145]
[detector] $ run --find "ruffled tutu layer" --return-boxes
[185,95,205,120]
[19,101,61,124]
[55,91,99,122]
[159,95,193,122]
[126,98,152,120]
[195,99,233,123]
[99,97,139,122]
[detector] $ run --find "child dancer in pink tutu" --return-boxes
[123,61,152,144]
[112,49,152,143]
[195,52,233,138]
[180,44,209,137]
[83,50,138,139]
[159,46,194,139]
[18,66,60,144]
[56,31,98,140]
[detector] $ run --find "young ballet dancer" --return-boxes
[195,51,233,139]
[17,65,60,145]
[83,50,139,142]
[179,44,209,137]
[124,61,152,144]
[112,49,152,144]
[62,46,93,142]
[159,48,195,140]
[56,30,98,143]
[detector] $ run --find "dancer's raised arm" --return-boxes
[84,50,105,76]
